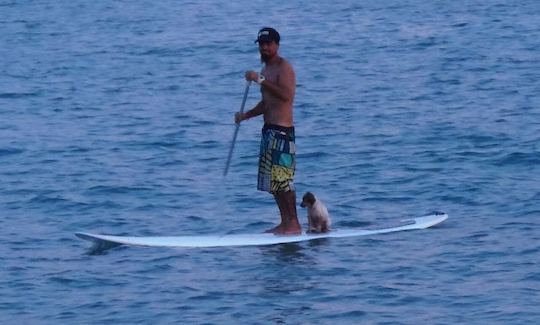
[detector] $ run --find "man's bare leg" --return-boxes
[265,190,301,235]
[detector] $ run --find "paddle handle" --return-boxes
[224,81,251,176]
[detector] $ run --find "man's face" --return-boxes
[259,40,278,62]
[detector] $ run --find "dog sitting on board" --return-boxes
[300,192,331,233]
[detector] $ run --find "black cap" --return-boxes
[255,27,280,44]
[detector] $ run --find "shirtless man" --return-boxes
[235,27,301,235]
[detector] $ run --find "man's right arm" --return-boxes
[236,100,265,123]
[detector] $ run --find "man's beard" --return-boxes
[260,53,271,64]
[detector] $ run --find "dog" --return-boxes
[300,192,331,233]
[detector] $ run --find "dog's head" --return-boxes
[300,192,316,208]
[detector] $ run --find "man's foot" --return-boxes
[264,224,284,233]
[265,223,301,235]
[273,226,302,235]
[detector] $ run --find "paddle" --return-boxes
[224,81,251,176]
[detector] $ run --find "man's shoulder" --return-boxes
[280,57,293,67]
[279,57,295,73]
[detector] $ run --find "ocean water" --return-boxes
[1,0,539,324]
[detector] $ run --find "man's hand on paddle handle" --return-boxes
[245,71,259,83]
[235,112,246,124]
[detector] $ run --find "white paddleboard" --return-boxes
[76,213,448,249]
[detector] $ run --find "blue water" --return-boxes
[1,0,539,324]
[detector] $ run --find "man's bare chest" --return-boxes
[262,66,281,84]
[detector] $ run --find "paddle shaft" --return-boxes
[224,81,251,176]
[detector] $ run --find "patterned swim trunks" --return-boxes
[258,124,296,193]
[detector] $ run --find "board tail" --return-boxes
[76,232,122,254]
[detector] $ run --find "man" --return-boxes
[235,27,301,235]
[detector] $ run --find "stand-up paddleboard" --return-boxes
[76,212,447,249]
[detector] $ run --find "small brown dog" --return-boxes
[300,192,331,233]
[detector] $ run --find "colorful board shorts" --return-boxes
[258,124,296,193]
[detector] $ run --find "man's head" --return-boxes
[255,27,280,44]
[255,27,280,64]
